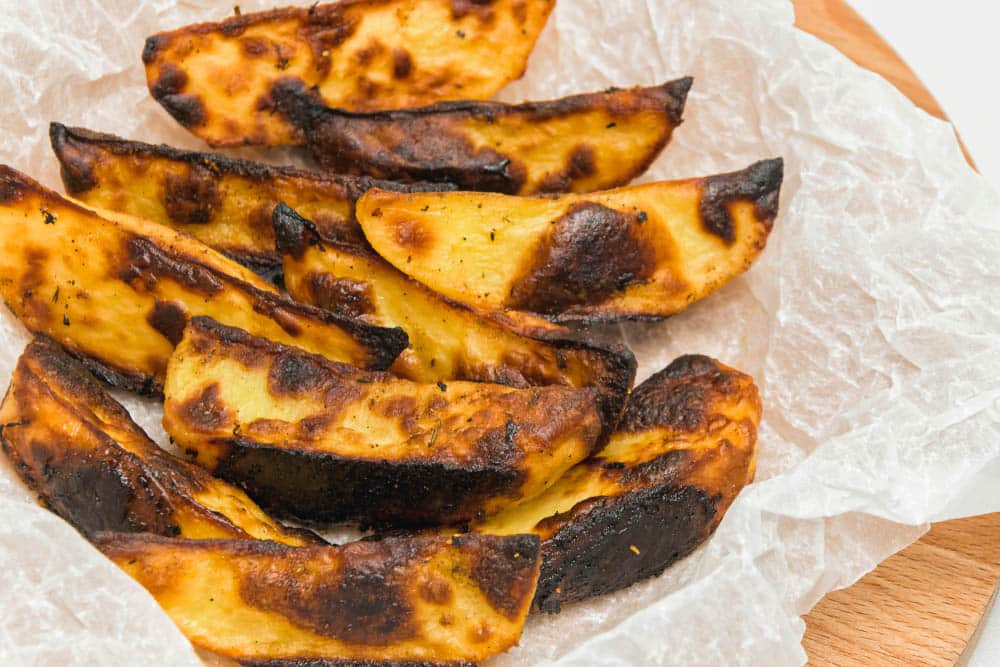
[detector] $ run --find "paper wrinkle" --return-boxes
[1,0,998,664]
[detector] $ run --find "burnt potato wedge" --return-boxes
[472,355,760,612]
[49,123,453,277]
[142,0,556,146]
[163,317,604,528]
[357,158,782,323]
[0,165,406,395]
[272,77,692,194]
[96,532,541,664]
[0,337,317,546]
[275,203,635,438]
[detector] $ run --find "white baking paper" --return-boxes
[1,0,998,664]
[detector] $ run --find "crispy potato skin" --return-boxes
[274,204,635,441]
[163,317,603,528]
[96,532,540,664]
[142,0,555,147]
[273,78,691,194]
[0,165,406,395]
[0,337,317,546]
[49,124,454,277]
[357,159,782,323]
[473,355,760,612]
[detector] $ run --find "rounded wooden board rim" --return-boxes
[792,2,997,665]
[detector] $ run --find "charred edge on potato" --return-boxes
[48,123,456,276]
[470,354,760,612]
[269,77,692,193]
[165,316,604,528]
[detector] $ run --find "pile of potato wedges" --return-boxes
[0,1,779,664]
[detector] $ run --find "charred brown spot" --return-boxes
[118,236,225,295]
[392,49,413,79]
[469,622,494,644]
[239,542,420,644]
[268,352,329,396]
[158,93,207,129]
[31,447,178,537]
[451,0,497,21]
[299,6,359,77]
[533,484,716,612]
[469,419,524,470]
[355,41,385,67]
[619,355,740,432]
[376,395,419,432]
[249,203,278,238]
[418,577,454,605]
[509,202,655,314]
[466,533,539,619]
[48,124,98,195]
[164,164,221,226]
[141,35,166,65]
[242,37,269,57]
[308,274,375,319]
[660,76,694,126]
[699,158,784,243]
[178,383,232,432]
[150,64,188,100]
[218,14,252,38]
[393,219,432,251]
[536,144,597,193]
[512,0,528,24]
[147,301,188,346]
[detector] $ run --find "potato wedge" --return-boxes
[0,336,317,546]
[142,0,556,147]
[0,165,406,395]
[163,317,603,528]
[96,532,541,664]
[357,158,783,323]
[275,203,635,437]
[273,77,692,194]
[472,355,760,612]
[49,123,453,276]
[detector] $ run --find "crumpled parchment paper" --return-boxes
[1,0,999,664]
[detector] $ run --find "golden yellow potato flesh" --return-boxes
[275,78,691,194]
[142,0,556,146]
[49,123,452,276]
[357,158,783,323]
[474,354,761,611]
[96,532,541,664]
[0,165,406,395]
[0,337,317,546]
[274,203,635,439]
[163,317,603,528]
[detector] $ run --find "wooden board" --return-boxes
[792,1,1000,664]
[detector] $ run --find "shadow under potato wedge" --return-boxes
[163,317,604,528]
[472,354,761,612]
[96,531,541,665]
[0,337,318,546]
[49,123,454,277]
[274,203,635,439]
[357,158,783,324]
[142,0,556,147]
[271,77,692,194]
[0,165,406,396]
